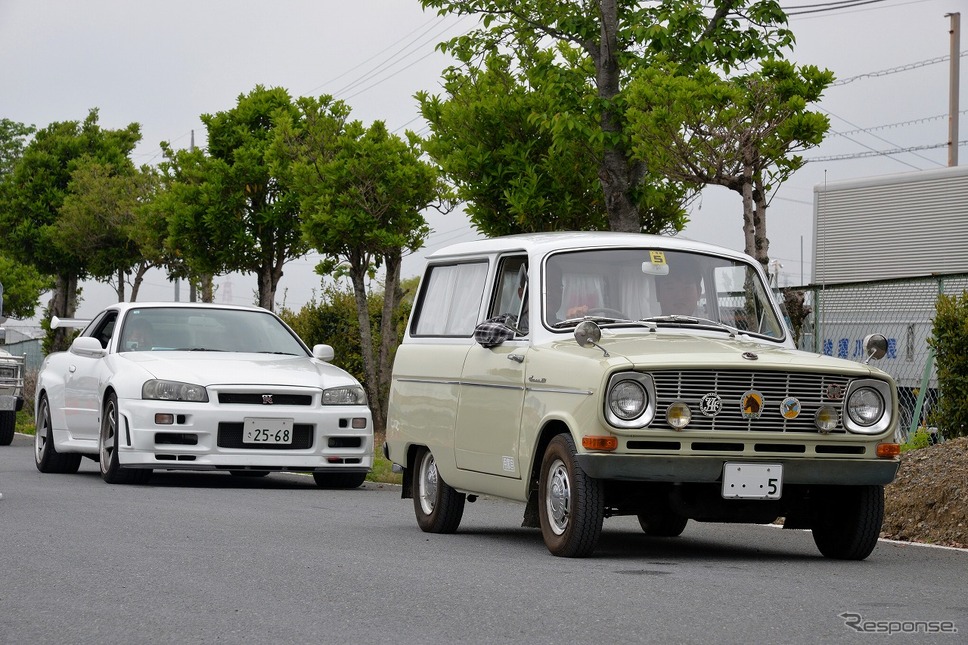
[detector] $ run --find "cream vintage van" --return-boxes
[385,232,900,558]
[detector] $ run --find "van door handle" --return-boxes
[508,354,524,363]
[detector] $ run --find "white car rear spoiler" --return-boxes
[50,316,92,329]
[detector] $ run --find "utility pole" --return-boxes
[189,130,198,302]
[948,12,960,167]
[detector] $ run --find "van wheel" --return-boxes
[538,434,604,557]
[413,447,465,533]
[637,512,688,537]
[812,485,884,560]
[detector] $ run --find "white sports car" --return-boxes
[34,302,373,487]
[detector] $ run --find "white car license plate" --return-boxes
[722,463,783,500]
[243,418,294,444]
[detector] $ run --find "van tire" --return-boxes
[538,434,604,557]
[413,447,465,533]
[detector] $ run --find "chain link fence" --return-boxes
[792,272,968,443]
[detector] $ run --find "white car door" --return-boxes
[63,312,116,440]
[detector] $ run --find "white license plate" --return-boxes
[0,396,16,411]
[722,463,783,500]
[243,418,294,444]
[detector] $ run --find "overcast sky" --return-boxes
[1,0,964,324]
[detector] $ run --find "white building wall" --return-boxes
[813,165,968,284]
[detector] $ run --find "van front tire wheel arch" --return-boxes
[538,433,604,557]
[412,447,465,533]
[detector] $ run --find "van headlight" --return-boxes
[843,379,892,434]
[605,372,655,428]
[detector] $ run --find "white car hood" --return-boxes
[119,351,358,388]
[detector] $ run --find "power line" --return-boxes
[831,51,968,86]
[830,110,968,136]
[806,140,968,162]
[785,0,890,16]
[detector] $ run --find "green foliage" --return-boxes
[0,118,35,177]
[0,109,141,277]
[0,253,52,320]
[158,85,309,310]
[901,429,933,453]
[0,109,140,350]
[275,98,447,432]
[279,276,417,402]
[928,291,968,439]
[418,52,613,236]
[419,0,796,234]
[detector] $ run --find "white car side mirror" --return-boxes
[312,344,335,362]
[70,336,107,358]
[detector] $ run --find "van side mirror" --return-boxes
[474,319,516,348]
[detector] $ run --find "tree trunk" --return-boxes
[752,175,770,273]
[130,261,150,302]
[49,274,79,353]
[200,274,214,302]
[116,269,125,302]
[375,252,403,438]
[741,161,756,259]
[591,0,641,233]
[349,261,384,434]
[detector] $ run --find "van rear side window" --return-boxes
[412,261,488,337]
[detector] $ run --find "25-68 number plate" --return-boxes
[722,463,783,500]
[243,417,294,444]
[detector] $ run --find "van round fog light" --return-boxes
[815,406,839,433]
[666,401,692,430]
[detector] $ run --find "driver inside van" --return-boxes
[656,256,704,317]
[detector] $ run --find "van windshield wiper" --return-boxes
[638,316,743,338]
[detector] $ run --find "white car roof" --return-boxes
[426,231,754,264]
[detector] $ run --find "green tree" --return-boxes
[159,85,308,310]
[419,51,689,236]
[0,254,52,320]
[0,109,141,350]
[57,162,162,301]
[929,291,968,439]
[626,59,832,268]
[276,100,449,433]
[420,0,793,233]
[0,118,35,176]
[0,119,51,320]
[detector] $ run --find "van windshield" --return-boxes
[543,248,785,339]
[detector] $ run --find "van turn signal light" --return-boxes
[582,436,618,451]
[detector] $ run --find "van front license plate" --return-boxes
[722,463,783,500]
[243,418,294,444]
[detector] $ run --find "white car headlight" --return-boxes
[843,379,892,435]
[142,380,209,402]
[323,385,367,405]
[604,372,656,428]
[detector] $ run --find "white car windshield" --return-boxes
[543,248,785,339]
[119,308,309,355]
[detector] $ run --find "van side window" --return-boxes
[488,256,528,335]
[412,261,489,337]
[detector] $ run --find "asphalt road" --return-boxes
[1,434,965,645]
